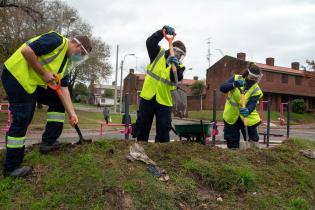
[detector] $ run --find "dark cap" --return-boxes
[173,40,186,54]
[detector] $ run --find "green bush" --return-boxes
[292,99,306,114]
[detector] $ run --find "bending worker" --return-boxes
[220,63,263,149]
[133,25,186,142]
[2,31,92,177]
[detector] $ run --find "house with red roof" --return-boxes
[205,53,315,111]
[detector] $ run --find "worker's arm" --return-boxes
[246,95,260,114]
[146,29,164,63]
[220,76,235,93]
[21,46,55,83]
[60,86,78,124]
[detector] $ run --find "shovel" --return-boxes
[239,88,250,150]
[48,75,92,145]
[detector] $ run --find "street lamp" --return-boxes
[66,16,76,37]
[120,53,135,113]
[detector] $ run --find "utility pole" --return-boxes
[114,45,119,113]
[206,37,211,67]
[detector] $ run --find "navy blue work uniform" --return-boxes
[135,30,185,142]
[2,33,69,172]
[220,76,261,148]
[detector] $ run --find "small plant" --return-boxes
[292,99,306,114]
[288,197,309,210]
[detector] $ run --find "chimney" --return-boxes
[193,76,198,80]
[237,52,246,61]
[266,57,275,66]
[129,68,135,74]
[291,62,300,70]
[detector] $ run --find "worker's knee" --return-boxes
[223,122,240,149]
[9,104,34,136]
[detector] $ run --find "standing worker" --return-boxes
[2,31,92,177]
[220,63,263,149]
[133,25,186,142]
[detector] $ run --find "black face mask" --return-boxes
[245,79,256,90]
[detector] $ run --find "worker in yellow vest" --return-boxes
[133,26,186,142]
[2,31,92,177]
[220,63,263,149]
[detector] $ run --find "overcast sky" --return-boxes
[65,0,315,84]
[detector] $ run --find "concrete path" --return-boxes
[1,117,314,149]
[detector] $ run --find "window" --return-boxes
[266,72,273,82]
[281,74,288,83]
[295,77,302,86]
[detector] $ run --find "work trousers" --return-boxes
[2,69,65,172]
[223,117,259,149]
[135,96,172,143]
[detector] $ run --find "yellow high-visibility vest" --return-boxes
[140,47,184,106]
[4,31,69,94]
[223,74,263,126]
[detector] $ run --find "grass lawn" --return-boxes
[0,138,314,209]
[188,110,315,125]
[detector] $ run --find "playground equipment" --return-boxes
[99,94,132,139]
[259,100,291,147]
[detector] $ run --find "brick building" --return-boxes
[205,52,315,111]
[123,69,204,106]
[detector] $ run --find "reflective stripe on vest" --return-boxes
[47,112,65,123]
[146,70,175,86]
[148,49,165,72]
[7,136,26,148]
[25,40,66,66]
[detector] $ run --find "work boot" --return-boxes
[249,140,260,148]
[3,166,32,177]
[40,141,62,154]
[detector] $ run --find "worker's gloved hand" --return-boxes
[162,25,175,35]
[240,108,249,117]
[233,79,245,88]
[166,56,179,66]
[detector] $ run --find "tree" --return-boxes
[0,0,112,101]
[103,89,114,98]
[68,36,112,97]
[190,81,205,110]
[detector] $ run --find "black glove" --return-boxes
[233,79,245,88]
[162,25,175,35]
[166,56,179,66]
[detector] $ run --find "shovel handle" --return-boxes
[241,93,248,126]
[162,30,175,44]
[47,74,62,95]
[163,29,178,85]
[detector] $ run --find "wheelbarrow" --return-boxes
[174,120,214,144]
